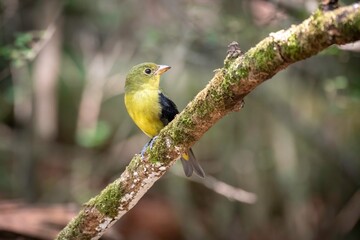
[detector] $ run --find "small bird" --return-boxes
[124,62,205,178]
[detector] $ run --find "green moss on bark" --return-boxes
[246,40,278,72]
[339,8,360,38]
[88,181,123,218]
[282,33,302,61]
[56,211,90,240]
[128,155,142,170]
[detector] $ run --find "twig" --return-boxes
[172,169,257,204]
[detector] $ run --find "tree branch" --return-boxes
[172,170,257,204]
[56,4,360,239]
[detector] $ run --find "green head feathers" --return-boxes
[125,62,171,93]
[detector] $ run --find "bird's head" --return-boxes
[125,62,171,92]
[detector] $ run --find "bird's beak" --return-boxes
[155,65,171,75]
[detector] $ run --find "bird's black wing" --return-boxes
[159,91,179,126]
[159,91,205,178]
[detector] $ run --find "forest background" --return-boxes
[0,0,359,239]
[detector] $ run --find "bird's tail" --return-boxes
[180,148,205,178]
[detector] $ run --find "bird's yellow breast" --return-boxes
[125,89,164,137]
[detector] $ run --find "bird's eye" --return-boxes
[144,68,152,74]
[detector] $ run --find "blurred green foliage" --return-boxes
[0,32,40,66]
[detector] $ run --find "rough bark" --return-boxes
[56,4,360,239]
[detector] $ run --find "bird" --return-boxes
[124,62,205,178]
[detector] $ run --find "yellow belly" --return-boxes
[125,90,164,137]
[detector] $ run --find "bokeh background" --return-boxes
[0,0,359,239]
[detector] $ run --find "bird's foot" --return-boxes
[140,136,159,159]
[140,142,150,158]
[148,136,158,149]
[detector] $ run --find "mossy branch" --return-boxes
[56,4,360,239]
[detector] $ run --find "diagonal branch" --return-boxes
[172,169,258,204]
[56,4,360,239]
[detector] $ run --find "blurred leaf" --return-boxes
[0,31,43,67]
[14,33,33,48]
[76,121,112,148]
[0,46,12,59]
[324,75,348,94]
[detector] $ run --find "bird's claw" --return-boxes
[149,136,158,149]
[140,142,149,159]
[140,136,159,159]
